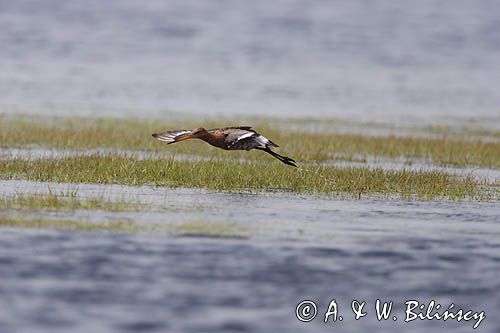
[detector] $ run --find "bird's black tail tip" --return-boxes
[279,155,297,167]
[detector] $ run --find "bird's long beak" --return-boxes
[173,132,196,142]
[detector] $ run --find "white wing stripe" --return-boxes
[174,131,191,138]
[235,132,254,141]
[155,135,175,142]
[154,130,191,143]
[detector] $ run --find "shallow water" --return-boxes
[1,1,500,127]
[0,180,499,332]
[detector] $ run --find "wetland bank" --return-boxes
[0,114,498,239]
[0,115,498,243]
[0,115,498,201]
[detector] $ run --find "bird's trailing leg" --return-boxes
[257,148,297,167]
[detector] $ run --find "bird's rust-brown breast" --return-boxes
[200,128,258,150]
[200,129,230,149]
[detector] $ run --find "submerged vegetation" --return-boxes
[0,216,144,232]
[1,115,499,168]
[0,154,494,200]
[0,215,249,237]
[0,191,143,212]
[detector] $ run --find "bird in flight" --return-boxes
[152,126,297,167]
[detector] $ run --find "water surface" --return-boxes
[0,180,499,332]
[1,1,500,126]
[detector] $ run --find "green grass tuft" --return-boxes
[1,116,499,168]
[0,154,493,200]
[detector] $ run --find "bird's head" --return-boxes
[191,127,207,137]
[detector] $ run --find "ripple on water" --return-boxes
[0,181,499,332]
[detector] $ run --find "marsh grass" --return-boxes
[0,191,143,212]
[0,215,249,237]
[0,154,492,200]
[0,216,144,232]
[1,116,499,168]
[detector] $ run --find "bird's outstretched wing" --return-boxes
[223,127,279,150]
[152,130,191,144]
[220,126,255,132]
